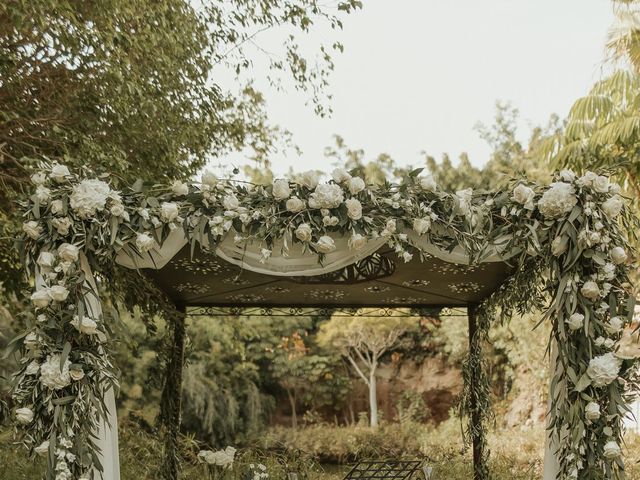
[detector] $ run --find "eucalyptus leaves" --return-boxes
[11,162,638,480]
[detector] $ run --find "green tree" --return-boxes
[317,312,417,427]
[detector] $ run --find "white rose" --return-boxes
[50,164,71,183]
[566,313,584,331]
[413,217,431,235]
[34,440,50,456]
[222,195,240,211]
[315,235,336,253]
[36,185,51,203]
[537,182,578,218]
[331,168,351,184]
[286,196,305,213]
[23,220,42,239]
[71,315,98,335]
[70,366,85,381]
[602,195,623,219]
[580,281,601,301]
[159,202,179,223]
[16,407,34,424]
[348,233,367,251]
[593,175,610,193]
[512,184,536,210]
[52,217,72,236]
[603,440,621,459]
[594,336,606,347]
[577,171,597,187]
[201,170,217,187]
[272,179,291,201]
[345,198,363,220]
[50,200,64,215]
[49,285,69,302]
[605,316,624,335]
[58,243,79,262]
[135,232,157,253]
[419,175,437,192]
[37,251,56,271]
[323,215,339,227]
[559,169,576,182]
[295,170,320,190]
[40,353,71,390]
[551,235,569,256]
[171,180,189,196]
[308,183,344,209]
[587,352,621,387]
[70,178,111,218]
[31,289,51,308]
[31,172,47,185]
[610,246,627,265]
[291,224,311,244]
[348,176,365,195]
[609,182,621,194]
[585,402,600,421]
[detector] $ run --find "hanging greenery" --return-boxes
[7,162,638,479]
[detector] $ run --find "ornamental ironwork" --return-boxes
[291,253,395,284]
[343,460,430,479]
[186,306,467,318]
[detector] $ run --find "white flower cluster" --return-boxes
[249,463,269,479]
[40,354,72,390]
[198,446,236,467]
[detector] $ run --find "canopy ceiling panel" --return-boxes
[143,244,514,308]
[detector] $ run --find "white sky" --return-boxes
[212,0,615,176]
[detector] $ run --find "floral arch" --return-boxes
[9,164,638,480]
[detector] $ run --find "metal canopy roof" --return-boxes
[143,243,514,309]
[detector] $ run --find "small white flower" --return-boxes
[348,233,367,251]
[331,168,351,184]
[315,236,336,253]
[413,217,431,235]
[272,179,291,201]
[455,188,473,216]
[69,366,85,381]
[171,180,189,196]
[587,352,621,387]
[50,164,71,183]
[603,440,621,459]
[286,196,305,213]
[610,246,627,265]
[348,176,365,195]
[594,336,606,347]
[49,285,69,302]
[322,215,339,227]
[592,175,610,193]
[605,316,624,335]
[419,175,437,192]
[577,171,598,187]
[401,251,413,262]
[160,202,179,223]
[566,313,584,331]
[37,251,56,271]
[260,249,272,263]
[110,203,126,217]
[345,198,363,220]
[222,195,240,210]
[35,440,50,456]
[585,402,600,421]
[16,407,34,424]
[24,332,40,350]
[559,169,576,182]
[580,281,600,301]
[511,184,536,210]
[31,289,51,308]
[71,315,98,335]
[31,172,47,185]
[50,200,64,215]
[58,243,79,262]
[201,170,217,187]
[36,185,51,203]
[295,223,312,242]
[295,170,320,190]
[52,217,72,236]
[601,262,616,280]
[23,220,42,239]
[602,195,623,219]
[136,233,157,253]
[551,235,569,256]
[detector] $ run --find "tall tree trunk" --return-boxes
[287,389,297,429]
[369,366,378,427]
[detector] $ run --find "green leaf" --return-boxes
[60,341,71,372]
[574,373,591,392]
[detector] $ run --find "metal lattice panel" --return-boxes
[343,460,426,479]
[187,306,468,318]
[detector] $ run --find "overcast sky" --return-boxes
[213,0,615,176]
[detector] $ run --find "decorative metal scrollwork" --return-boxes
[290,253,395,285]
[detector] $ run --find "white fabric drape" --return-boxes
[79,254,121,480]
[542,341,560,480]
